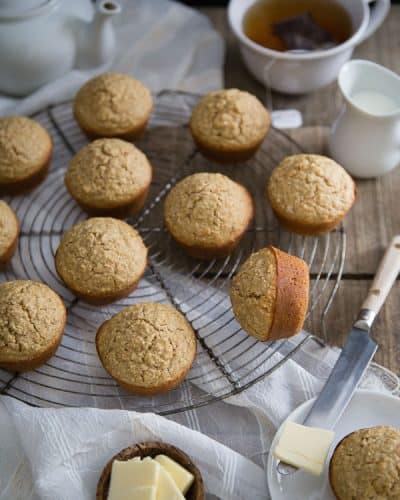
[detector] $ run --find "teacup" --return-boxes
[329,60,400,179]
[228,0,390,94]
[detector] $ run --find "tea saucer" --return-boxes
[267,389,400,500]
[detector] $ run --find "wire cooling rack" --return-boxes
[0,91,346,414]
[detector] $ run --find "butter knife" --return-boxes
[278,234,400,475]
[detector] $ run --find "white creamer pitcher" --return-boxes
[329,59,400,178]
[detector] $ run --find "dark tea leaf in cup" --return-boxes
[272,12,336,51]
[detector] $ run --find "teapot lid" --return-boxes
[0,0,57,19]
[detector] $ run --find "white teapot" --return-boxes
[0,0,121,96]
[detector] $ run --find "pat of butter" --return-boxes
[129,487,157,500]
[273,421,334,476]
[156,465,185,500]
[107,457,160,500]
[155,455,194,494]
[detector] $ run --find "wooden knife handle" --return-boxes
[360,235,400,320]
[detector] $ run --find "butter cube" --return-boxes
[129,487,157,500]
[156,465,185,500]
[107,458,160,500]
[155,455,194,494]
[273,421,334,476]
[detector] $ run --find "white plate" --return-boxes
[267,389,400,500]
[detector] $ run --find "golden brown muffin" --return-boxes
[0,201,19,269]
[163,172,254,260]
[329,426,400,500]
[55,217,147,305]
[96,442,204,500]
[0,116,52,194]
[96,302,197,395]
[230,246,309,341]
[0,280,66,371]
[267,154,356,235]
[65,138,152,217]
[189,89,270,163]
[73,73,153,139]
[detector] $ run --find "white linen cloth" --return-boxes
[0,0,224,116]
[0,348,397,500]
[0,1,399,499]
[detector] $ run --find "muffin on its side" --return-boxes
[0,116,52,194]
[73,73,153,139]
[96,302,197,395]
[65,138,152,217]
[267,154,356,235]
[230,246,309,341]
[164,172,254,260]
[0,280,66,372]
[55,217,147,305]
[189,89,270,163]
[329,426,400,500]
[0,201,19,269]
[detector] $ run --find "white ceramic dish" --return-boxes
[227,0,390,94]
[267,389,400,500]
[329,60,400,178]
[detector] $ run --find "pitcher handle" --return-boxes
[358,0,390,44]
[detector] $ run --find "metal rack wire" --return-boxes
[0,91,346,414]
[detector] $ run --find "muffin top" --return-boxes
[0,116,52,183]
[267,154,356,226]
[0,280,66,363]
[73,73,153,135]
[0,201,19,256]
[330,426,400,500]
[55,218,147,298]
[65,139,152,209]
[96,302,197,389]
[164,173,253,248]
[230,247,277,340]
[190,89,270,150]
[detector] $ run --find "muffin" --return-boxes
[189,89,270,163]
[65,138,152,217]
[267,154,356,235]
[230,246,309,341]
[0,280,66,371]
[96,302,197,395]
[164,172,254,259]
[96,442,204,500]
[0,116,52,194]
[73,73,153,139]
[0,201,19,268]
[329,426,400,500]
[55,217,147,305]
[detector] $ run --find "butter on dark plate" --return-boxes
[273,12,336,51]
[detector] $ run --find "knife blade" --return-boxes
[277,235,400,476]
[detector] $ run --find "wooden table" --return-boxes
[200,7,400,372]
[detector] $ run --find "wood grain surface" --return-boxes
[200,7,400,371]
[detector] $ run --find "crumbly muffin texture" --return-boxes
[73,73,153,136]
[65,138,152,208]
[0,280,65,363]
[55,218,147,298]
[0,201,18,257]
[230,248,277,340]
[267,154,355,228]
[97,302,197,390]
[190,89,270,150]
[330,426,400,500]
[164,173,253,248]
[0,116,52,183]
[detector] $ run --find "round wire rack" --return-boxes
[0,91,346,415]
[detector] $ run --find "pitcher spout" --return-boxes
[76,0,121,69]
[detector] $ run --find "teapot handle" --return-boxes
[358,0,390,44]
